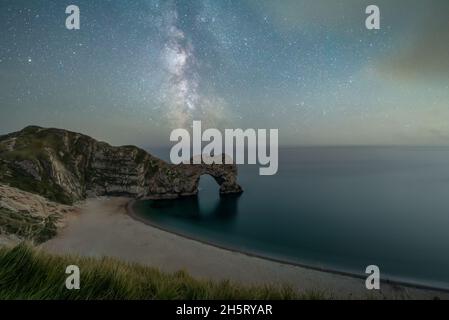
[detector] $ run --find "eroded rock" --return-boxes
[0,126,243,204]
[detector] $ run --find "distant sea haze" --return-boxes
[135,146,449,290]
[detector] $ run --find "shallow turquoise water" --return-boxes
[134,147,449,289]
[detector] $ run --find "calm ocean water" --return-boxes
[134,147,449,289]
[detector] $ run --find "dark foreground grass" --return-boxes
[0,244,326,300]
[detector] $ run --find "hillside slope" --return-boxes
[0,184,76,245]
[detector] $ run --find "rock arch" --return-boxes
[143,160,243,199]
[194,164,243,196]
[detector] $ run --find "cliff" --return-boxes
[0,126,242,205]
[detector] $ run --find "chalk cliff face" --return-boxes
[0,126,242,204]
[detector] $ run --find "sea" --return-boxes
[133,147,449,290]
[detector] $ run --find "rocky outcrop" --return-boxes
[0,184,76,245]
[0,126,242,204]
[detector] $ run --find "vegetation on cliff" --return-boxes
[0,207,58,244]
[0,184,75,245]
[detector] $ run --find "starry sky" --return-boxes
[1,0,448,147]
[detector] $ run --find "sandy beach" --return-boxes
[41,197,449,299]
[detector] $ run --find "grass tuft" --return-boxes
[0,244,326,300]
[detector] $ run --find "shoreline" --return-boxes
[126,199,449,295]
[41,197,449,299]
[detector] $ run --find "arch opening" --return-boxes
[198,174,221,213]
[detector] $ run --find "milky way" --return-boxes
[0,0,448,146]
[159,2,228,128]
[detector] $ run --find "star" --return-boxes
[0,0,448,147]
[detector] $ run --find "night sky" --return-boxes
[1,0,448,147]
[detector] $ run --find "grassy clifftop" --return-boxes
[0,244,324,300]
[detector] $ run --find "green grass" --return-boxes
[0,208,58,244]
[0,244,326,300]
